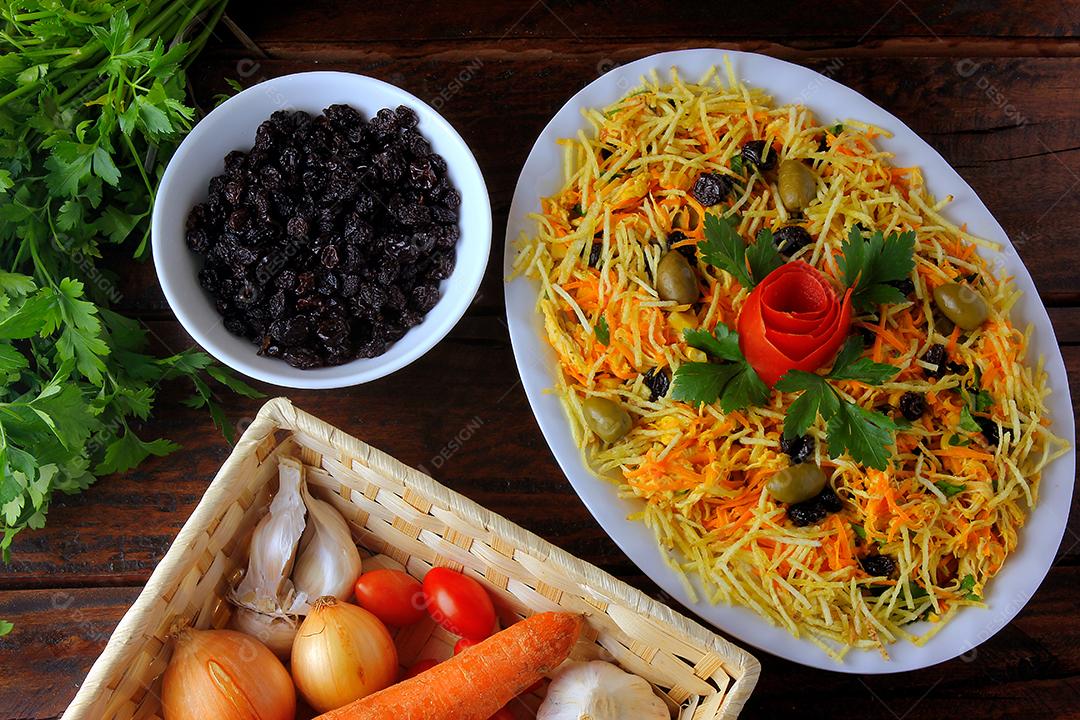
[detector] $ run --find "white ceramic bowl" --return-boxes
[504,49,1076,672]
[153,71,491,389]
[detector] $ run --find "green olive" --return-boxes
[582,396,632,443]
[933,282,989,331]
[656,251,699,305]
[777,159,817,211]
[767,463,828,505]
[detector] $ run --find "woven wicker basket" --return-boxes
[62,398,759,719]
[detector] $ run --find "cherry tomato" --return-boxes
[489,707,515,720]
[422,567,496,641]
[354,569,426,627]
[453,636,476,655]
[402,658,439,680]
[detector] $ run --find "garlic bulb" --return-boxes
[228,605,299,659]
[537,661,669,720]
[231,457,306,614]
[288,480,362,612]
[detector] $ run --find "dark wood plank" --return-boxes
[0,587,141,720]
[3,567,1078,720]
[219,0,1080,45]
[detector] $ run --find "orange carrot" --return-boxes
[315,612,583,720]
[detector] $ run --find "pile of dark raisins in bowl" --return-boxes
[185,104,460,369]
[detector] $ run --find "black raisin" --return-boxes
[898,392,926,421]
[861,554,897,578]
[974,415,1001,447]
[786,501,826,527]
[773,225,813,256]
[642,367,670,401]
[270,317,308,345]
[741,140,777,171]
[690,172,731,207]
[923,343,947,379]
[588,242,603,268]
[889,278,915,296]
[283,348,322,369]
[779,434,814,464]
[411,284,440,312]
[786,487,842,526]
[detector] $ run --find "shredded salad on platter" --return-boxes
[510,61,1070,660]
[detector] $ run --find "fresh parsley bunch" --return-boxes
[0,2,255,564]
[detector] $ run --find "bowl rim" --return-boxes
[152,70,491,389]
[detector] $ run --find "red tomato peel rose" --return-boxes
[737,261,853,386]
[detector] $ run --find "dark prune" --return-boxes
[224,315,247,337]
[642,367,670,401]
[430,206,457,224]
[429,252,455,280]
[316,272,339,296]
[283,348,322,369]
[588,242,603,268]
[974,415,1001,447]
[889,278,915,296]
[741,140,777,171]
[786,487,842,526]
[690,172,732,207]
[316,316,348,345]
[773,225,813,256]
[779,434,814,464]
[923,343,947,379]
[357,283,386,310]
[861,554,897,578]
[666,230,697,266]
[320,244,339,269]
[898,392,926,421]
[411,284,440,312]
[286,215,309,239]
[395,104,419,129]
[186,229,209,253]
[341,274,361,298]
[270,317,308,345]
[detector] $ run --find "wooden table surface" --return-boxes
[2,2,1079,718]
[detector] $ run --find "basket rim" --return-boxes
[63,397,760,719]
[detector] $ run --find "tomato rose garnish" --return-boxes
[736,261,853,386]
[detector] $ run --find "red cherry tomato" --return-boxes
[422,567,496,641]
[354,569,426,627]
[489,707,515,720]
[402,658,439,680]
[453,636,476,655]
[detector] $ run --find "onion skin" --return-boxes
[162,628,295,720]
[291,596,398,713]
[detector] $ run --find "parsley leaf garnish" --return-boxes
[839,226,917,313]
[958,405,981,433]
[935,480,966,498]
[774,337,901,469]
[671,326,769,412]
[594,316,610,345]
[959,574,982,601]
[698,214,783,289]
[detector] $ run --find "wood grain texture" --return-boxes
[2,2,1080,718]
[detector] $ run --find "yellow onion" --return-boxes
[162,627,295,720]
[291,596,398,712]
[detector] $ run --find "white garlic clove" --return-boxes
[288,480,362,613]
[537,661,669,720]
[228,606,299,659]
[231,457,307,614]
